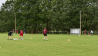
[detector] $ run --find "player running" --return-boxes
[43,27,49,41]
[19,30,23,40]
[8,30,13,40]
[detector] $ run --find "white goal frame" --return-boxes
[70,28,80,35]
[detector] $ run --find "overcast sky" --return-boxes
[0,0,7,7]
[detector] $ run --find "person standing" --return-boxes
[24,29,26,34]
[13,29,14,33]
[17,29,18,34]
[91,30,93,36]
[88,30,90,36]
[43,27,49,41]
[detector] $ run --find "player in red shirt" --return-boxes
[84,29,86,36]
[43,27,49,41]
[19,30,23,40]
[88,30,90,36]
[17,29,18,34]
[13,29,14,33]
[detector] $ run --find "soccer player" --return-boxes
[91,30,93,36]
[84,29,86,36]
[88,30,90,36]
[24,29,26,34]
[13,29,14,33]
[17,29,18,34]
[43,27,49,41]
[19,30,23,40]
[8,30,13,40]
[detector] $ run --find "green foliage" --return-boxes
[0,0,98,32]
[0,0,15,32]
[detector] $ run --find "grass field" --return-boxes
[0,33,98,56]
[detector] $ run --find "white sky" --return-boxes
[0,0,7,7]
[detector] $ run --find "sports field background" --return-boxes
[0,33,98,56]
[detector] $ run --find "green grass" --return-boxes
[0,33,98,56]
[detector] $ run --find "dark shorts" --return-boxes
[44,34,47,36]
[8,34,12,36]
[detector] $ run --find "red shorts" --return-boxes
[20,33,23,36]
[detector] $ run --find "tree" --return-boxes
[0,0,15,32]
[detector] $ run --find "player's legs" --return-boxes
[88,33,89,36]
[21,36,23,40]
[8,36,9,39]
[19,34,23,40]
[8,33,10,39]
[8,33,13,40]
[84,33,86,36]
[92,33,93,36]
[22,36,23,38]
[46,36,48,41]
[43,34,48,41]
[10,36,12,40]
[22,34,23,40]
[19,36,23,40]
[10,33,13,40]
[45,34,48,41]
[44,36,45,41]
[24,31,25,34]
[44,34,45,41]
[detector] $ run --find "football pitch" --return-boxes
[0,33,98,56]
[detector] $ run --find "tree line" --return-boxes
[0,0,98,33]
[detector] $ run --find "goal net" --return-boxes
[70,28,80,35]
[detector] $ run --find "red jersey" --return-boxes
[17,30,18,32]
[20,30,23,34]
[84,30,86,33]
[89,31,90,33]
[43,29,49,34]
[13,29,14,32]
